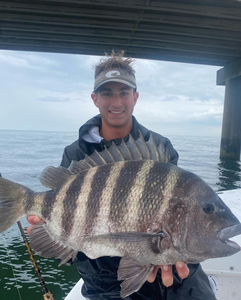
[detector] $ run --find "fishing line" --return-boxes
[1,230,23,300]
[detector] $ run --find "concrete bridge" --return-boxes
[0,0,241,160]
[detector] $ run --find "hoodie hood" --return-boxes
[78,114,150,148]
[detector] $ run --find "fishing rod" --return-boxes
[17,221,54,300]
[0,173,54,300]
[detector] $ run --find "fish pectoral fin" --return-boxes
[87,231,164,244]
[118,257,154,298]
[86,231,164,264]
[29,224,77,266]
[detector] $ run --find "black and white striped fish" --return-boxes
[0,133,241,298]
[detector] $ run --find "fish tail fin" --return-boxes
[0,177,30,232]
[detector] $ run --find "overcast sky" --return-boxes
[0,49,225,137]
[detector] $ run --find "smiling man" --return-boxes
[91,82,138,140]
[28,51,216,300]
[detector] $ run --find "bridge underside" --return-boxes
[0,0,241,159]
[0,0,241,66]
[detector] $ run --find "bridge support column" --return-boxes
[217,60,241,161]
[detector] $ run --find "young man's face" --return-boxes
[91,81,139,131]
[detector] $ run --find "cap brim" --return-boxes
[94,78,136,91]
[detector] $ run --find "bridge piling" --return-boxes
[217,61,241,161]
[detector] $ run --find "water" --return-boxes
[0,130,241,300]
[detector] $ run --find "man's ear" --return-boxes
[91,92,98,107]
[134,91,139,106]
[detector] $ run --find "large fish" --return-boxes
[0,133,241,298]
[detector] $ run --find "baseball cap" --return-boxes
[94,68,137,91]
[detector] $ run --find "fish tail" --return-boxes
[0,177,30,232]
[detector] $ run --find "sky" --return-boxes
[0,49,226,137]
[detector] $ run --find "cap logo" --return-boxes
[105,70,121,78]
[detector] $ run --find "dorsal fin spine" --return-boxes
[84,154,98,166]
[138,131,151,160]
[120,139,133,160]
[104,146,115,163]
[111,142,125,161]
[128,134,142,159]
[149,133,160,161]
[94,150,107,164]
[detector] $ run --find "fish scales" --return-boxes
[47,175,77,237]
[41,190,57,220]
[124,160,155,231]
[61,172,89,237]
[24,190,40,213]
[68,167,99,245]
[109,160,145,228]
[137,162,175,231]
[89,162,126,236]
[84,163,113,236]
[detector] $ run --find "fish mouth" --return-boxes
[218,223,241,250]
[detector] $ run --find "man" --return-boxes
[28,51,216,300]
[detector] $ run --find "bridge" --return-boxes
[0,0,241,159]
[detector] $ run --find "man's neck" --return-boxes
[100,122,133,141]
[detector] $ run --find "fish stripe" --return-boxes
[109,160,145,227]
[123,160,155,231]
[41,190,57,220]
[90,162,125,236]
[47,175,77,237]
[61,170,88,236]
[150,164,182,232]
[84,163,114,236]
[137,162,168,230]
[24,190,38,213]
[69,167,99,242]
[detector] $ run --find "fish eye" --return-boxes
[202,203,215,214]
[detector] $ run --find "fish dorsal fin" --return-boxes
[158,140,170,163]
[146,133,160,161]
[68,131,170,175]
[40,166,74,189]
[68,160,92,174]
[126,134,143,160]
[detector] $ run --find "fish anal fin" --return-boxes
[118,257,154,298]
[30,224,77,265]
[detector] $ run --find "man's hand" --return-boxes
[147,262,189,287]
[27,215,45,235]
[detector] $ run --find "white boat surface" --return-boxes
[201,189,241,300]
[65,189,241,300]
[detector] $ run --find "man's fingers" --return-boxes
[147,266,159,283]
[26,215,45,235]
[160,265,173,287]
[175,261,189,279]
[27,224,34,235]
[27,214,44,224]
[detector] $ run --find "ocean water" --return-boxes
[0,130,241,300]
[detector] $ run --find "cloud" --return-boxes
[37,96,70,102]
[0,52,29,67]
[0,50,226,136]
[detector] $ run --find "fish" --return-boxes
[0,133,241,298]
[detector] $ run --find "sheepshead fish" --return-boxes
[0,133,241,298]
